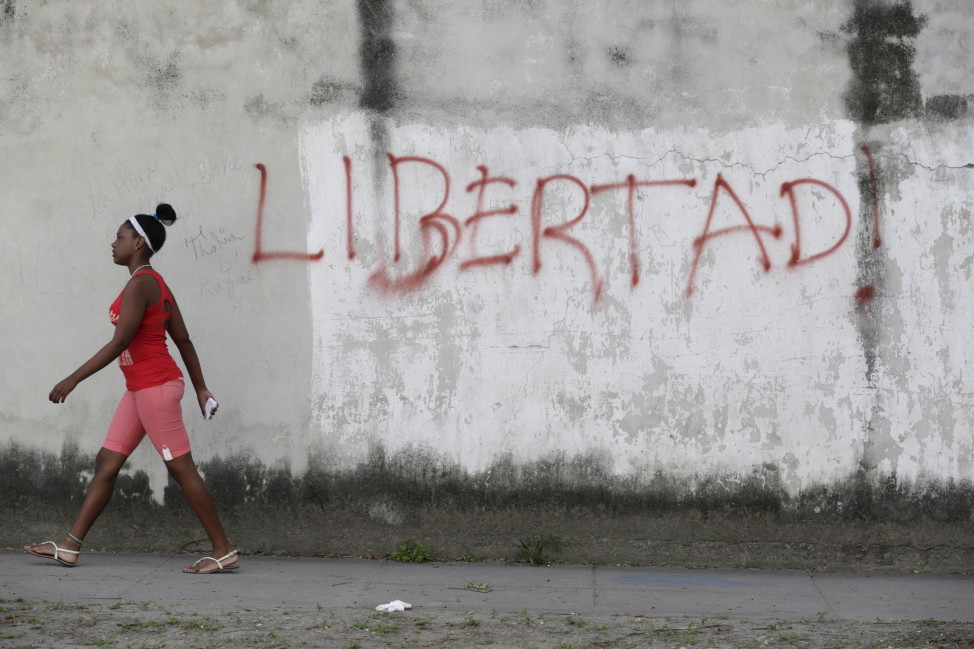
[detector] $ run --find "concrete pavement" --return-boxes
[3,549,972,622]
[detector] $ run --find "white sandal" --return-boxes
[184,550,239,574]
[24,541,80,567]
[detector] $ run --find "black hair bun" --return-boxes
[156,203,177,226]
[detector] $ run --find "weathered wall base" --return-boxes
[4,443,971,573]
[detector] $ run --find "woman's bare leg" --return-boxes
[25,447,129,565]
[164,452,236,573]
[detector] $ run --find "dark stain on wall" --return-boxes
[148,55,182,92]
[843,0,925,126]
[605,46,633,68]
[0,443,153,514]
[0,443,88,514]
[926,94,969,121]
[114,19,136,42]
[242,92,295,124]
[310,77,345,107]
[187,87,223,111]
[166,455,298,510]
[191,445,972,524]
[844,1,926,473]
[135,49,185,110]
[357,0,399,113]
[310,79,339,106]
[244,93,274,119]
[1,0,14,25]
[5,442,971,570]
[7,441,970,522]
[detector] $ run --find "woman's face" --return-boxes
[112,223,140,266]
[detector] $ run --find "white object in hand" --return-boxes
[203,397,218,420]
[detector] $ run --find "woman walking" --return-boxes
[25,204,238,574]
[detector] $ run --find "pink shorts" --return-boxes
[104,378,191,460]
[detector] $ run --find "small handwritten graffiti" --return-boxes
[197,258,261,298]
[184,223,253,299]
[184,224,247,261]
[198,153,243,186]
[89,160,173,219]
[88,153,245,221]
[250,147,881,305]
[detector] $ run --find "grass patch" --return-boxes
[516,539,549,565]
[372,622,400,635]
[389,540,431,563]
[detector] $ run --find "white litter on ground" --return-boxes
[375,600,413,612]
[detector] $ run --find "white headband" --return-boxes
[129,217,155,252]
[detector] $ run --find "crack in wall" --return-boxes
[561,147,973,180]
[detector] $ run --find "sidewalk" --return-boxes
[3,549,972,622]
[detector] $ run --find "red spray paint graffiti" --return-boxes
[591,175,697,288]
[461,166,521,271]
[530,174,603,303]
[855,145,882,306]
[367,155,462,294]
[854,285,876,306]
[251,163,325,263]
[861,145,882,250]
[780,178,852,267]
[685,174,783,299]
[251,152,875,305]
[343,155,356,260]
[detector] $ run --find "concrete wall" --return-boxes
[2,0,972,571]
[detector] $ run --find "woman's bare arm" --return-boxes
[49,276,151,403]
[166,294,218,417]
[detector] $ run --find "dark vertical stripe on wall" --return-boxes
[842,0,925,471]
[843,0,925,125]
[357,0,398,113]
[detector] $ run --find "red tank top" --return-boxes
[108,269,183,391]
